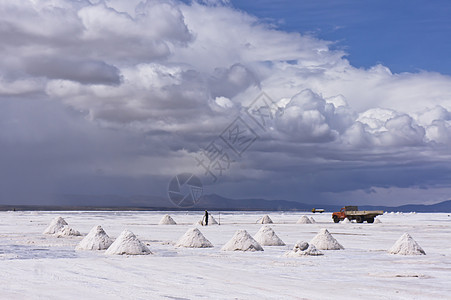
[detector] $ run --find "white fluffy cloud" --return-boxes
[2,0,451,205]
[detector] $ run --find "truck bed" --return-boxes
[345,210,384,216]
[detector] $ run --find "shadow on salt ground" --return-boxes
[0,244,78,260]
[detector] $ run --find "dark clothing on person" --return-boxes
[204,210,209,226]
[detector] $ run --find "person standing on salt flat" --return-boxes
[203,210,209,226]
[195,213,218,226]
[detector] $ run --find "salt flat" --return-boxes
[1,211,451,299]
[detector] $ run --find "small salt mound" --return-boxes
[76,225,113,250]
[159,214,177,225]
[388,233,425,255]
[342,218,351,224]
[310,228,344,250]
[176,228,213,248]
[56,225,81,237]
[310,217,316,223]
[256,215,273,224]
[195,214,218,226]
[296,215,312,224]
[221,229,263,251]
[374,218,382,224]
[284,241,323,257]
[253,226,285,246]
[105,230,151,255]
[43,217,68,234]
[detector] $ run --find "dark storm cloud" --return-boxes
[25,58,122,85]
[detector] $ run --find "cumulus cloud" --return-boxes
[2,0,451,205]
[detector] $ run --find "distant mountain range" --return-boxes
[1,193,451,212]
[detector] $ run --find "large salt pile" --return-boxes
[256,215,273,224]
[221,230,263,251]
[76,225,113,250]
[388,233,425,255]
[56,225,81,237]
[310,228,344,250]
[310,217,316,223]
[284,241,323,257]
[253,226,285,246]
[176,228,213,248]
[43,217,68,234]
[195,214,218,226]
[105,230,151,255]
[159,214,177,225]
[296,215,312,224]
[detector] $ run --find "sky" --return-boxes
[1,0,451,207]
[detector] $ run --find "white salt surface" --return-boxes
[310,217,316,223]
[297,215,312,224]
[175,228,213,248]
[310,228,344,250]
[256,214,273,224]
[76,225,113,250]
[253,225,285,246]
[43,216,68,234]
[159,214,177,225]
[1,211,451,299]
[388,233,426,255]
[105,230,151,255]
[222,229,263,251]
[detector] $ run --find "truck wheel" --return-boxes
[356,216,364,223]
[367,217,374,223]
[333,216,340,223]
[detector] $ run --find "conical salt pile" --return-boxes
[256,215,273,224]
[374,218,382,224]
[76,225,113,250]
[253,226,285,246]
[221,229,263,251]
[310,228,344,250]
[297,215,312,224]
[284,241,323,257]
[43,217,68,234]
[56,225,81,237]
[175,228,213,248]
[310,217,316,223]
[388,233,425,255]
[159,214,177,225]
[195,214,218,226]
[105,230,151,255]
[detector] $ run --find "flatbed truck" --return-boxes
[332,206,383,223]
